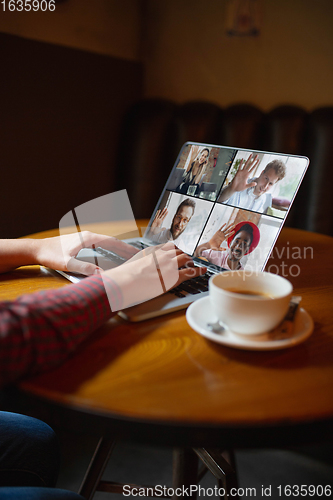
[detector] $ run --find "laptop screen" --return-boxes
[145,142,309,274]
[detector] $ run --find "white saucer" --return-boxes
[186,296,314,351]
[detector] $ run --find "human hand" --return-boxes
[104,242,207,309]
[230,154,259,193]
[208,222,237,250]
[149,208,168,235]
[33,231,138,276]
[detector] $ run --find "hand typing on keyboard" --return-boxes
[104,242,207,309]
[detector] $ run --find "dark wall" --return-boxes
[0,33,143,238]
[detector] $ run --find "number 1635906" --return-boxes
[1,0,55,11]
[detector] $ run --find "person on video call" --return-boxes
[218,154,286,213]
[148,198,196,245]
[194,221,260,270]
[176,147,210,195]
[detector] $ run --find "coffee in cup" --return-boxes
[209,271,293,335]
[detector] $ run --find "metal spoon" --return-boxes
[207,321,226,334]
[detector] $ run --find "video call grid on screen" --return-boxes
[145,142,309,273]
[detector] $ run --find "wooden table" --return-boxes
[1,223,333,447]
[1,224,333,497]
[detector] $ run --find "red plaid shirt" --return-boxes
[0,275,119,386]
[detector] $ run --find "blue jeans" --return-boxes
[0,411,84,500]
[0,487,84,499]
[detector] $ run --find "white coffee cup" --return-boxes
[209,271,293,335]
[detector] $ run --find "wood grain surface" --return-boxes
[2,224,333,443]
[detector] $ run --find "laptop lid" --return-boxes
[142,142,309,275]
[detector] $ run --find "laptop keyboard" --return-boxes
[95,247,127,266]
[129,241,149,250]
[170,269,215,297]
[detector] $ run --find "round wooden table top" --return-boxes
[2,223,333,447]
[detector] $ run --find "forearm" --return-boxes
[0,239,40,273]
[0,242,205,386]
[195,241,211,257]
[0,275,115,385]
[194,171,203,185]
[147,225,161,236]
[217,184,235,203]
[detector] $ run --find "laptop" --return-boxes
[57,142,309,321]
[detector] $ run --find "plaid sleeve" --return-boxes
[0,275,119,386]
